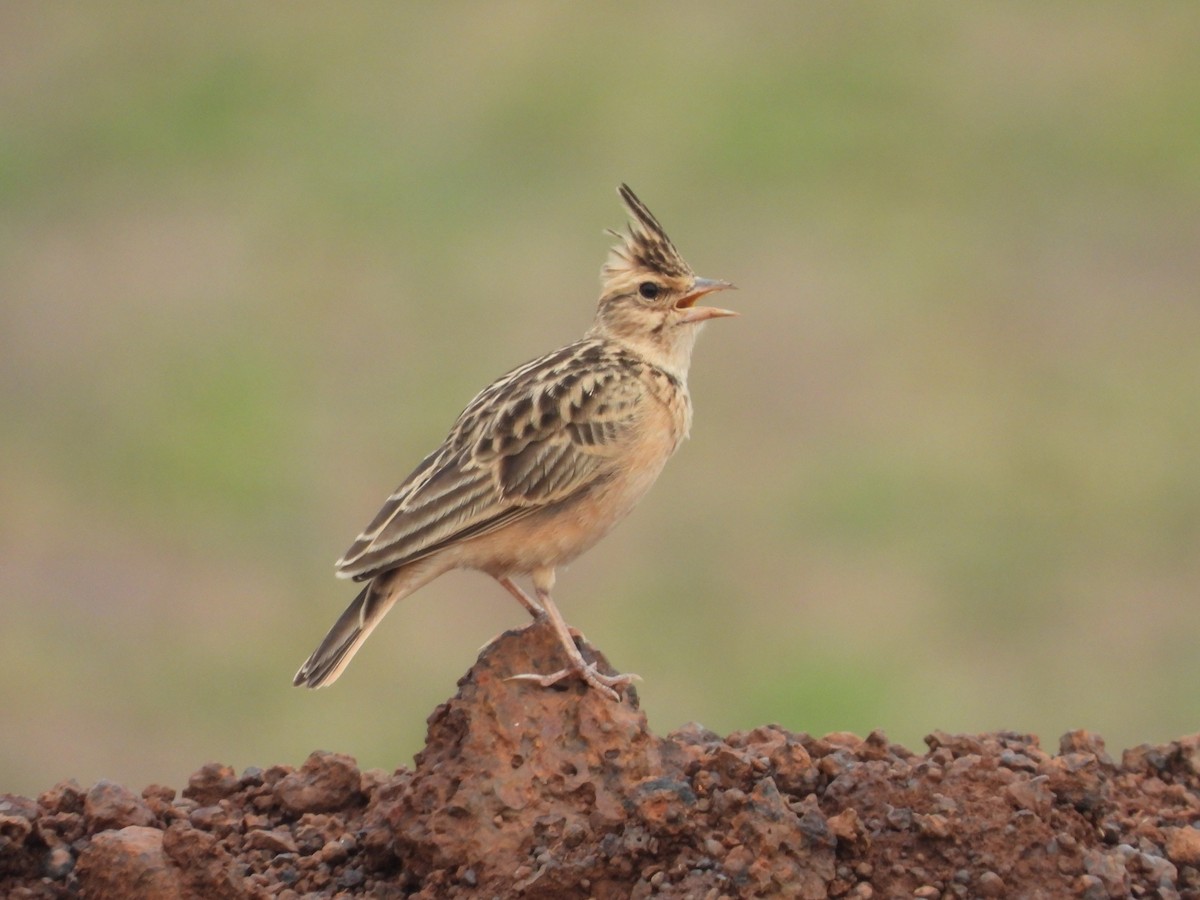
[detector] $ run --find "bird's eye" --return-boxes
[638,281,660,300]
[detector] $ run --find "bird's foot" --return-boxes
[508,662,640,702]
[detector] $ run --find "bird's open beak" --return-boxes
[676,277,738,324]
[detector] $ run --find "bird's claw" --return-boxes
[508,662,639,702]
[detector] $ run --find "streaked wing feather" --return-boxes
[337,340,647,580]
[346,506,529,583]
[499,437,584,501]
[337,452,513,579]
[485,350,645,504]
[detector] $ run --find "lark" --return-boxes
[294,185,736,700]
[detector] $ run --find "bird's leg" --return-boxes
[481,575,584,652]
[508,574,639,701]
[492,573,582,636]
[494,575,544,618]
[478,575,545,651]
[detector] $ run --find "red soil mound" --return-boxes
[2,621,1198,898]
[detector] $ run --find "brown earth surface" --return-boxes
[2,621,1198,899]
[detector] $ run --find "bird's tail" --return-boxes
[293,562,430,688]
[293,580,392,688]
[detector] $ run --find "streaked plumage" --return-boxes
[294,185,736,699]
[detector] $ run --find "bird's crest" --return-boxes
[603,184,693,283]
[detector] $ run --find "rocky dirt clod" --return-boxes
[1,620,1198,897]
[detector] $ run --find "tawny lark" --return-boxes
[293,185,736,700]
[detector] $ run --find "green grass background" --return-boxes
[3,4,1198,797]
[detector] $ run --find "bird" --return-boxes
[293,184,736,700]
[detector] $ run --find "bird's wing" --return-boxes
[335,342,648,581]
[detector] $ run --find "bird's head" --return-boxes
[589,184,736,377]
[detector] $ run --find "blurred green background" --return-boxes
[3,4,1199,797]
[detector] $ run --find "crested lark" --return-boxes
[294,185,736,700]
